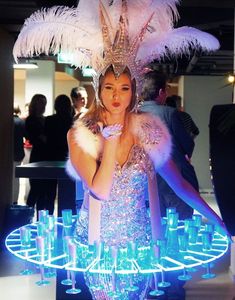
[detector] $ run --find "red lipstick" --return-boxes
[112,102,120,107]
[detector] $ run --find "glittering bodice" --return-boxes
[100,144,154,247]
[76,144,155,247]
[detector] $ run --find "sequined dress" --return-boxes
[76,144,155,299]
[66,113,172,299]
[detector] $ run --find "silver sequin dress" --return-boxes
[66,113,172,299]
[76,144,155,299]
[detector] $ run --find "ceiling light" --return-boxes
[57,52,74,64]
[82,67,96,77]
[228,74,235,83]
[13,63,38,69]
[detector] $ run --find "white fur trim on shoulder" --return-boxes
[65,119,103,181]
[130,113,172,169]
[72,119,103,159]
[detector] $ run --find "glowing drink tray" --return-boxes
[5,217,229,275]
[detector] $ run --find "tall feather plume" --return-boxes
[13,0,220,101]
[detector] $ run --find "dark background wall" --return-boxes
[0,28,14,235]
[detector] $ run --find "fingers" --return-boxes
[102,124,123,139]
[84,119,123,139]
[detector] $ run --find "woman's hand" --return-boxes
[83,119,123,140]
[101,124,123,140]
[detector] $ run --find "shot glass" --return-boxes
[66,242,81,294]
[36,236,46,258]
[192,214,202,228]
[37,222,46,237]
[38,209,49,223]
[20,226,31,247]
[62,209,73,227]
[204,223,215,239]
[184,219,195,233]
[61,236,73,286]
[166,207,176,219]
[45,229,55,250]
[167,212,179,229]
[178,233,188,252]
[188,225,199,244]
[201,231,213,251]
[19,226,33,275]
[46,215,55,232]
[35,236,50,286]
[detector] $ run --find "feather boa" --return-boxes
[66,113,171,181]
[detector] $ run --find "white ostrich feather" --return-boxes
[13,4,102,67]
[13,0,220,76]
[137,26,220,64]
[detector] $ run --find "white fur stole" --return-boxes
[66,113,171,180]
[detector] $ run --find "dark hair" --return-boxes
[141,71,167,101]
[13,103,21,115]
[28,94,47,117]
[165,95,181,109]
[54,94,72,115]
[70,86,87,99]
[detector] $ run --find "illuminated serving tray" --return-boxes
[5,215,229,275]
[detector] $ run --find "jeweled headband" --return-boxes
[13,0,220,108]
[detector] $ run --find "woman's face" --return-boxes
[100,71,132,114]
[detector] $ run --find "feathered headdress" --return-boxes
[13,0,220,106]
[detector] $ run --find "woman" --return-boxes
[67,66,227,299]
[25,94,48,212]
[44,94,73,214]
[13,1,227,298]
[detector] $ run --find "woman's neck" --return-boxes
[104,111,127,126]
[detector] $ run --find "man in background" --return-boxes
[70,86,88,120]
[141,70,199,220]
[141,70,200,300]
[166,94,199,139]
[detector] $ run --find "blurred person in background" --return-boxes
[44,94,74,214]
[25,94,47,213]
[166,94,199,140]
[141,71,199,220]
[22,102,32,201]
[70,86,88,120]
[13,103,25,203]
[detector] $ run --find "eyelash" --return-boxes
[104,86,130,91]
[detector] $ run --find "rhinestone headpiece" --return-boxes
[92,0,153,107]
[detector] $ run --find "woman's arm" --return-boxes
[157,159,227,234]
[67,127,119,200]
